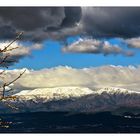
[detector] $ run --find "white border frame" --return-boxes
[0,0,140,6]
[0,0,140,140]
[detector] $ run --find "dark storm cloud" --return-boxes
[0,25,17,39]
[0,7,140,42]
[61,7,82,27]
[0,7,65,31]
[0,7,82,42]
[81,7,140,38]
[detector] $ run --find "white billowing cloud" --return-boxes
[2,65,140,92]
[1,65,140,114]
[0,41,43,55]
[62,38,134,56]
[0,41,43,67]
[125,37,140,48]
[14,66,94,89]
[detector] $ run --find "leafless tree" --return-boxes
[0,32,26,100]
[0,32,27,128]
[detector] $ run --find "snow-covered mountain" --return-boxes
[14,86,94,100]
[13,86,140,101]
[97,87,140,94]
[0,86,140,114]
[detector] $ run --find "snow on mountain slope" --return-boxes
[97,87,140,94]
[14,86,94,100]
[1,86,140,114]
[14,86,140,101]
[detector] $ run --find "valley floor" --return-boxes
[0,111,140,133]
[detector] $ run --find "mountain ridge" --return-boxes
[0,86,140,114]
[13,86,140,101]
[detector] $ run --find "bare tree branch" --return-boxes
[0,70,5,75]
[1,31,23,52]
[0,32,23,68]
[6,69,26,87]
[0,55,9,65]
[1,69,26,98]
[0,31,25,101]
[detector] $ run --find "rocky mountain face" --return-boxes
[0,86,140,114]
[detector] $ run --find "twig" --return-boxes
[1,32,23,53]
[5,47,19,52]
[6,69,26,87]
[0,55,9,65]
[1,69,26,98]
[0,70,5,75]
[0,32,23,67]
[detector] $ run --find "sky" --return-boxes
[0,7,140,70]
[9,38,140,70]
[0,7,140,115]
